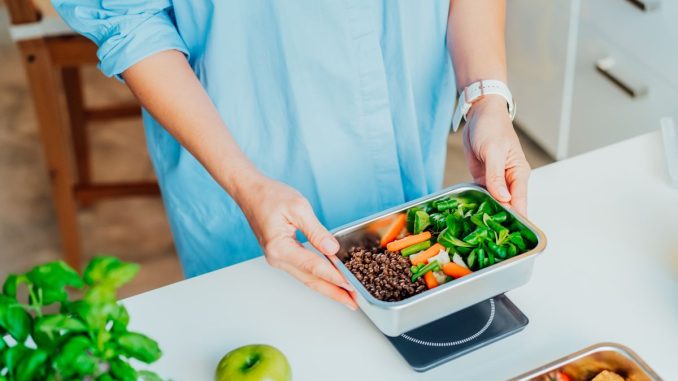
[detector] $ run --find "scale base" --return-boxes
[385,294,528,372]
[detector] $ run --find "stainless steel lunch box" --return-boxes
[510,342,662,380]
[328,183,547,336]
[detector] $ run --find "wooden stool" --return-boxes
[6,0,160,269]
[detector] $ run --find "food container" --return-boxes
[510,342,662,380]
[328,183,547,336]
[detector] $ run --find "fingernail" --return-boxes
[343,282,355,292]
[321,237,339,254]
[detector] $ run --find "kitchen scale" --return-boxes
[385,294,528,372]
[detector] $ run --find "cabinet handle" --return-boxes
[595,57,648,98]
[625,0,661,11]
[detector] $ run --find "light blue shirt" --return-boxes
[53,0,457,277]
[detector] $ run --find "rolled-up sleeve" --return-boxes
[52,0,189,78]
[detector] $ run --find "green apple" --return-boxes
[215,344,292,381]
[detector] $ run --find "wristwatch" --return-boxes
[451,79,516,132]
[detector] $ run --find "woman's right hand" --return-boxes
[235,175,358,310]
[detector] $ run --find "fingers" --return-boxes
[280,260,358,310]
[507,162,530,216]
[483,146,512,203]
[289,198,340,256]
[266,238,354,291]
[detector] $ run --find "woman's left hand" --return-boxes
[462,95,531,215]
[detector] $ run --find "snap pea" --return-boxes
[401,240,432,256]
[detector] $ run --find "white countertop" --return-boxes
[124,131,678,380]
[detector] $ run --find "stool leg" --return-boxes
[61,67,91,188]
[19,39,82,270]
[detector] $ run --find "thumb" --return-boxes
[484,149,512,203]
[291,199,340,256]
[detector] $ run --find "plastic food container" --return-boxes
[510,342,662,380]
[328,183,547,336]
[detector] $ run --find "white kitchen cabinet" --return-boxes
[507,0,678,159]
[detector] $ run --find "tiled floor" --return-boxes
[0,4,552,298]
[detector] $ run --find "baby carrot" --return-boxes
[442,262,473,279]
[410,243,444,266]
[380,214,407,248]
[423,271,439,289]
[386,231,432,252]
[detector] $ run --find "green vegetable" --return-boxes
[0,257,165,380]
[401,241,432,256]
[411,261,441,282]
[429,213,447,233]
[406,206,424,233]
[433,198,458,211]
[487,241,507,259]
[463,227,492,246]
[438,228,473,248]
[412,210,431,234]
[404,191,538,274]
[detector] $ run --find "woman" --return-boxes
[54,0,530,310]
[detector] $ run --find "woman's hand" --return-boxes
[463,96,531,215]
[235,175,358,310]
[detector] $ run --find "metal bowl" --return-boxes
[510,342,662,380]
[328,183,547,336]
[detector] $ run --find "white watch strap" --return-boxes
[452,80,516,132]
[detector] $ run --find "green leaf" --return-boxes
[491,211,508,223]
[429,213,447,233]
[520,229,539,246]
[5,304,31,342]
[116,332,162,363]
[27,261,83,290]
[486,241,507,260]
[55,336,98,377]
[437,227,473,248]
[111,304,130,333]
[84,257,139,288]
[84,284,117,305]
[3,274,28,298]
[4,344,30,377]
[462,227,492,246]
[69,300,117,329]
[412,210,430,234]
[138,370,164,381]
[508,232,527,251]
[16,348,48,381]
[35,314,88,337]
[406,206,424,233]
[496,229,510,246]
[40,286,69,305]
[109,357,138,381]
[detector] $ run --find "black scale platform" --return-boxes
[385,294,528,372]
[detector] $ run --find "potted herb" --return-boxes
[0,256,163,380]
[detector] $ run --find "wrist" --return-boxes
[466,95,510,119]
